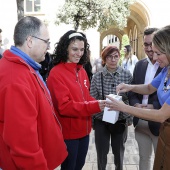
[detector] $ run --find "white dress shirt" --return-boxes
[142,57,159,105]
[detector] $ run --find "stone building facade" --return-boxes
[0,0,169,60]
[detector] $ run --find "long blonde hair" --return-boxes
[153,25,170,64]
[124,45,133,64]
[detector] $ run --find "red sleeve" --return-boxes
[2,84,48,170]
[47,73,100,117]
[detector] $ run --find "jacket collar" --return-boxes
[60,62,83,72]
[102,65,122,77]
[10,46,41,71]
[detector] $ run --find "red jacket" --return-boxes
[47,63,101,139]
[0,50,67,170]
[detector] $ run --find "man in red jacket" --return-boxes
[0,16,67,170]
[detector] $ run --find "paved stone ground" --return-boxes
[56,125,154,170]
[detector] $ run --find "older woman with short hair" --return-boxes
[90,45,133,170]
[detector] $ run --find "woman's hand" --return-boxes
[105,95,125,112]
[116,83,132,94]
[98,100,106,111]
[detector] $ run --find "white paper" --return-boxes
[102,94,122,124]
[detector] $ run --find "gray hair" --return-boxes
[14,16,43,46]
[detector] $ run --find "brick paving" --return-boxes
[56,125,154,170]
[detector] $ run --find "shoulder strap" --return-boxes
[101,72,104,100]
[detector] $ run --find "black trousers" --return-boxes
[94,119,128,170]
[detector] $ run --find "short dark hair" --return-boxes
[144,27,158,36]
[53,30,90,65]
[14,16,43,46]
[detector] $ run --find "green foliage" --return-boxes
[55,0,136,31]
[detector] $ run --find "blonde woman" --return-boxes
[106,25,170,170]
[122,45,138,75]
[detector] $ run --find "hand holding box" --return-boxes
[102,94,122,124]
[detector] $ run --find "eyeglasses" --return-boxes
[32,35,50,47]
[143,43,152,48]
[106,55,119,61]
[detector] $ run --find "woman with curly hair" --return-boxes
[47,30,106,170]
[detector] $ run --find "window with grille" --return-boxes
[25,0,41,13]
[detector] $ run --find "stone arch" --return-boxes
[132,25,138,55]
[100,1,150,59]
[129,29,132,43]
[100,28,124,54]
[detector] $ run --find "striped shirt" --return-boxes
[90,65,133,122]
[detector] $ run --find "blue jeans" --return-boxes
[61,135,89,170]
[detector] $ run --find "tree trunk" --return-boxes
[16,0,24,20]
[75,21,79,31]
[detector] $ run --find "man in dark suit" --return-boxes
[128,27,162,170]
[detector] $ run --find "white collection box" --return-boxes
[102,94,122,124]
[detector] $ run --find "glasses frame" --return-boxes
[106,55,119,61]
[32,35,50,47]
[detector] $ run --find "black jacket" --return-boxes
[128,58,162,136]
[39,52,53,82]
